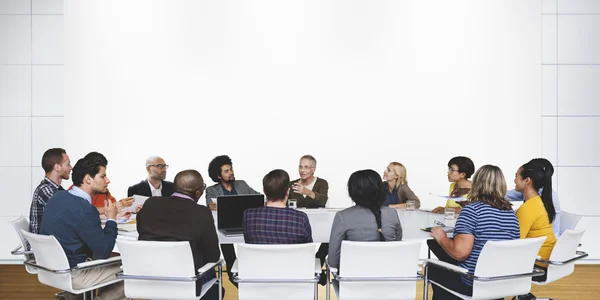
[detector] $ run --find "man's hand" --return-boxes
[209,202,217,211]
[118,197,135,207]
[430,227,447,242]
[105,200,118,220]
[135,205,143,213]
[292,183,307,195]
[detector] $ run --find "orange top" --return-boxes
[68,185,116,207]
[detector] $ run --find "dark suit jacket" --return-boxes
[127,179,175,197]
[289,177,329,208]
[136,195,221,296]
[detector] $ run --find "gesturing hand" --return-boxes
[105,200,118,220]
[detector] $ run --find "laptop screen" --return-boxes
[217,194,265,230]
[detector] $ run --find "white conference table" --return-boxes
[117,208,447,244]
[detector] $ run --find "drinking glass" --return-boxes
[406,200,415,211]
[288,199,297,209]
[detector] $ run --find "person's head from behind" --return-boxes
[348,169,386,241]
[468,165,512,210]
[42,148,72,180]
[514,160,556,222]
[208,155,234,184]
[383,162,407,187]
[263,169,290,202]
[146,156,168,181]
[83,151,108,166]
[71,157,109,195]
[447,156,475,183]
[298,155,317,181]
[529,158,554,176]
[173,170,206,203]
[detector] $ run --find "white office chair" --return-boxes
[533,229,588,300]
[423,237,546,300]
[116,240,222,300]
[326,240,423,300]
[21,230,122,300]
[559,212,582,236]
[231,243,321,300]
[9,216,36,274]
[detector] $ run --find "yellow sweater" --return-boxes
[445,182,466,208]
[516,195,557,264]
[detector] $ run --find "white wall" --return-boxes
[541,0,600,262]
[0,0,64,263]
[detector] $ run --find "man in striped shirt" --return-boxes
[243,169,312,244]
[29,148,72,234]
[427,165,520,299]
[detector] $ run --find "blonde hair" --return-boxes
[388,162,408,187]
[467,164,512,210]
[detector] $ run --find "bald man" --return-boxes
[137,170,222,299]
[127,156,175,197]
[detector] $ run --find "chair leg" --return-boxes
[423,264,429,300]
[218,263,223,300]
[326,265,331,300]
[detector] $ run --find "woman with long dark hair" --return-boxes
[328,169,403,295]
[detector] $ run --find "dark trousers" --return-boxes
[220,244,238,287]
[426,240,477,300]
[316,243,329,267]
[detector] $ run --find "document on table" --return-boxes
[129,194,149,212]
[428,193,466,201]
[117,224,137,232]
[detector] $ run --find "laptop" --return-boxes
[217,194,265,236]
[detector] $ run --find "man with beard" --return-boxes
[40,157,126,300]
[205,154,259,288]
[127,156,175,197]
[29,148,72,234]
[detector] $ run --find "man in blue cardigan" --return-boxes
[41,156,126,300]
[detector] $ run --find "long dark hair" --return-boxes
[348,169,386,241]
[520,160,556,223]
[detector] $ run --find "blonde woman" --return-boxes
[383,162,420,209]
[427,165,519,299]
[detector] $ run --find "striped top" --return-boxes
[454,201,520,286]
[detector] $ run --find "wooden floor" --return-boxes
[1,264,597,299]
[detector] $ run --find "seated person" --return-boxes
[506,158,561,238]
[289,155,329,208]
[75,152,136,218]
[127,155,175,197]
[40,157,126,300]
[426,165,520,300]
[289,155,329,285]
[512,160,558,300]
[328,169,403,295]
[137,170,222,299]
[383,162,420,209]
[432,156,475,214]
[205,154,259,288]
[243,169,312,244]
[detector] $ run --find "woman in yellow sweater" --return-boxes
[514,160,557,292]
[432,156,474,214]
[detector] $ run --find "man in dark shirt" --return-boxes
[243,169,312,244]
[137,169,222,299]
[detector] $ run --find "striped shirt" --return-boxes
[243,206,313,244]
[454,201,520,286]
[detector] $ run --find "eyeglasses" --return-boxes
[299,165,315,171]
[148,164,169,169]
[447,168,459,173]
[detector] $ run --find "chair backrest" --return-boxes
[117,240,198,300]
[471,237,546,299]
[21,230,72,291]
[560,212,582,236]
[9,216,36,274]
[237,243,317,300]
[339,240,422,300]
[545,229,586,283]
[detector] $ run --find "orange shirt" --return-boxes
[68,185,116,207]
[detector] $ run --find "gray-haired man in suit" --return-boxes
[205,154,259,288]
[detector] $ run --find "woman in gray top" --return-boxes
[328,169,403,293]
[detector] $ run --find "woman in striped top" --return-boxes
[427,165,520,299]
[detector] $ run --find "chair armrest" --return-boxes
[315,258,322,274]
[198,259,222,276]
[11,244,33,256]
[471,267,545,282]
[75,256,122,270]
[422,259,468,275]
[325,257,338,274]
[536,251,589,266]
[231,259,238,273]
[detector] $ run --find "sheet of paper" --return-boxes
[117,224,137,232]
[129,194,149,212]
[428,193,466,201]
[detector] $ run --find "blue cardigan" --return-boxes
[40,191,118,267]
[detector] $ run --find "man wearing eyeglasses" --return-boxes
[127,156,175,197]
